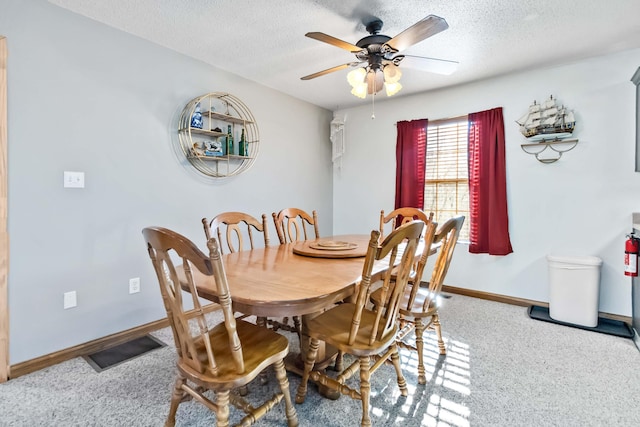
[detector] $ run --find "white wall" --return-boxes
[2,0,333,363]
[333,48,640,316]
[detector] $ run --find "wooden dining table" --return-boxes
[189,234,378,319]
[180,232,432,398]
[182,234,383,379]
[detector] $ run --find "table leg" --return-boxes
[284,312,341,400]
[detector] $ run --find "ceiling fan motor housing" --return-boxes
[356,34,395,66]
[356,34,392,50]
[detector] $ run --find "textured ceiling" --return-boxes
[48,0,640,110]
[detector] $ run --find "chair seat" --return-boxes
[179,319,289,390]
[370,286,438,319]
[305,303,398,357]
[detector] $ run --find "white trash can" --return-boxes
[547,255,602,327]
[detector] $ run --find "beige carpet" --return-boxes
[1,294,639,426]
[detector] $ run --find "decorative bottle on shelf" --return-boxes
[226,125,234,156]
[238,128,248,156]
[190,102,203,129]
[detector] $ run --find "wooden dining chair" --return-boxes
[142,226,298,427]
[295,220,428,427]
[272,207,319,245]
[202,211,273,359]
[202,211,270,254]
[378,207,435,285]
[270,207,320,336]
[371,215,464,385]
[379,207,434,241]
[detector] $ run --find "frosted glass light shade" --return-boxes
[366,70,384,94]
[383,64,402,83]
[348,65,403,98]
[347,68,367,87]
[385,81,402,96]
[351,84,367,98]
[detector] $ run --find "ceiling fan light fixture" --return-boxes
[383,63,402,83]
[384,81,402,97]
[367,69,384,94]
[351,84,367,99]
[366,70,376,94]
[347,67,367,87]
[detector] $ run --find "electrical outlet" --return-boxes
[129,277,140,294]
[63,291,77,309]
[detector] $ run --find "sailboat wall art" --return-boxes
[516,95,576,142]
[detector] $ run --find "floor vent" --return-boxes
[83,335,166,372]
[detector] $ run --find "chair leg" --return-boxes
[433,314,446,355]
[216,390,230,427]
[358,356,372,427]
[333,350,344,372]
[165,375,185,427]
[278,317,289,332]
[414,319,427,385]
[293,315,302,340]
[255,317,269,386]
[389,346,408,396]
[274,359,299,427]
[295,337,319,404]
[256,316,267,328]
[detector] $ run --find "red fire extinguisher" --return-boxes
[625,232,639,277]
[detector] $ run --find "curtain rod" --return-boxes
[394,114,468,126]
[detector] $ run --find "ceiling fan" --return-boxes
[301,14,458,98]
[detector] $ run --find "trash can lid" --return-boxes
[546,254,602,266]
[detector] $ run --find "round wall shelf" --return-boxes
[178,92,259,178]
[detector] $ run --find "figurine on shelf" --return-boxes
[204,140,223,157]
[191,142,204,157]
[191,102,203,129]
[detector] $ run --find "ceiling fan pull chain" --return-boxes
[371,91,376,120]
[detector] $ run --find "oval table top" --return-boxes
[180,234,427,318]
[292,234,372,258]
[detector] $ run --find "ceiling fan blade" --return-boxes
[385,15,449,52]
[305,32,362,53]
[301,62,362,80]
[393,55,458,75]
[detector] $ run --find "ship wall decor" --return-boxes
[516,95,576,142]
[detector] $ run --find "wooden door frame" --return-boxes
[0,36,9,383]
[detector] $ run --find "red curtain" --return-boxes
[395,119,428,210]
[468,108,513,255]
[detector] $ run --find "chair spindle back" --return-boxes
[417,216,465,312]
[350,220,426,346]
[142,227,244,376]
[379,207,434,241]
[272,208,319,244]
[202,211,270,254]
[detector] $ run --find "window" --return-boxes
[424,116,470,240]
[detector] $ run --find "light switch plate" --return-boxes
[64,171,85,188]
